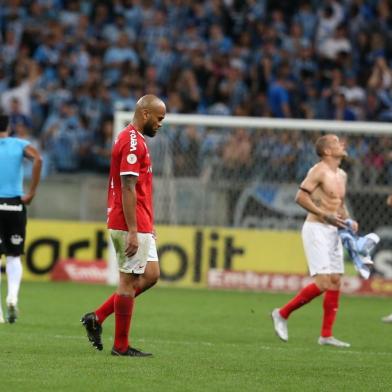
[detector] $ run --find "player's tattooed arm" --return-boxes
[121,175,138,231]
[313,198,322,207]
[295,165,323,217]
[121,175,138,191]
[121,174,139,257]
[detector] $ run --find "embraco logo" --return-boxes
[130,130,138,151]
[10,235,23,245]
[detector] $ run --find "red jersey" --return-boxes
[107,124,154,233]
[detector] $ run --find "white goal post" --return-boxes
[107,112,392,284]
[115,112,392,135]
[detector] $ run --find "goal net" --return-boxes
[109,112,392,284]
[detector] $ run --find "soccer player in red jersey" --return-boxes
[81,95,166,356]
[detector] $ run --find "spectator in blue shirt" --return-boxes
[8,97,32,134]
[268,65,292,118]
[103,33,139,85]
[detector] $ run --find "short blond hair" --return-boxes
[315,134,336,157]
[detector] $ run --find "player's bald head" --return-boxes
[315,134,337,157]
[135,95,166,113]
[133,95,166,137]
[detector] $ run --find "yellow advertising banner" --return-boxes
[19,219,308,284]
[22,220,107,281]
[156,226,307,288]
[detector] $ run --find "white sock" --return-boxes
[6,256,23,306]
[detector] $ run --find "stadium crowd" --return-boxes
[0,0,391,184]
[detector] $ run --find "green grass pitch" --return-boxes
[1,281,392,391]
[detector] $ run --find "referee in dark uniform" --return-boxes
[0,114,42,323]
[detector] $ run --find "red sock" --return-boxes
[95,289,142,324]
[321,290,340,337]
[113,294,134,352]
[95,293,116,324]
[279,283,322,319]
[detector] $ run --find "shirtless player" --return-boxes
[272,134,357,348]
[381,195,392,323]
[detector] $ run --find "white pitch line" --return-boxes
[137,338,392,357]
[45,335,392,357]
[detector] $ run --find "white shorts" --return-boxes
[109,230,158,274]
[301,221,344,276]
